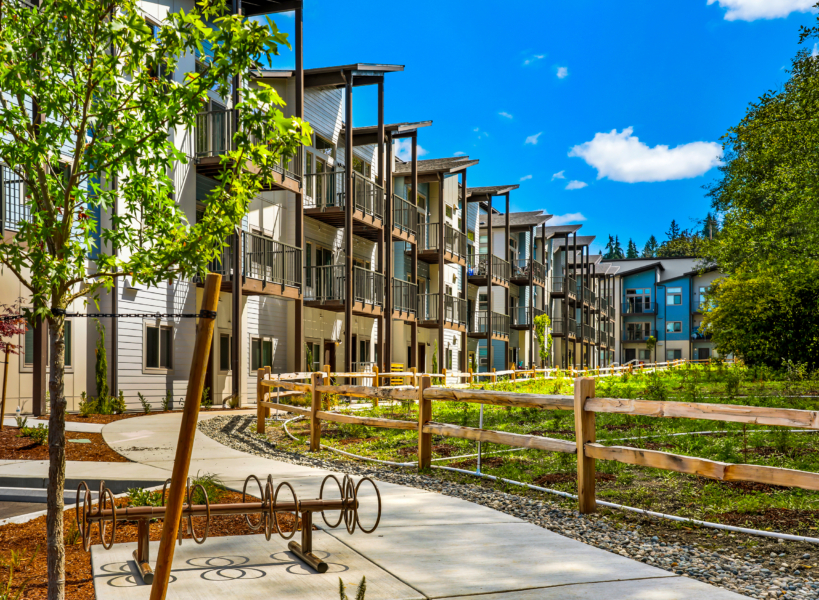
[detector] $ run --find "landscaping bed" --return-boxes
[34,406,252,425]
[0,485,302,600]
[0,427,128,462]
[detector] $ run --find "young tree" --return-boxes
[626,238,639,258]
[0,2,311,598]
[533,313,552,366]
[641,235,659,258]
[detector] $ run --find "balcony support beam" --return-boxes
[460,168,468,374]
[529,225,535,369]
[377,79,386,375]
[437,173,445,375]
[294,5,304,372]
[410,135,419,371]
[344,75,354,376]
[486,194,494,374]
[504,192,510,369]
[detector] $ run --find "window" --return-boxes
[315,134,334,156]
[64,321,72,368]
[667,287,683,306]
[146,325,173,370]
[478,293,488,311]
[446,348,453,370]
[24,319,34,366]
[358,340,370,365]
[353,156,371,178]
[625,288,652,313]
[698,286,709,310]
[416,193,427,211]
[307,342,321,372]
[638,349,651,360]
[219,333,231,371]
[445,205,453,219]
[23,319,72,369]
[305,242,312,287]
[305,153,314,195]
[667,349,683,360]
[251,337,274,371]
[666,321,682,333]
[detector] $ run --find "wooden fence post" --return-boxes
[491,367,496,384]
[417,375,432,470]
[410,366,417,387]
[256,368,266,434]
[574,376,597,514]
[468,368,473,385]
[149,272,221,600]
[310,372,322,452]
[372,366,379,407]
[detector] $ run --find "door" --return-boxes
[351,335,358,370]
[418,344,426,372]
[323,342,336,373]
[625,348,636,363]
[698,347,710,360]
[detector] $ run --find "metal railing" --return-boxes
[511,259,545,282]
[510,306,544,328]
[467,253,510,282]
[195,109,235,158]
[418,223,468,259]
[271,146,302,181]
[622,300,658,315]
[352,171,384,221]
[418,293,468,326]
[303,170,346,210]
[473,311,510,338]
[3,165,27,231]
[552,318,578,337]
[304,264,346,303]
[353,267,384,308]
[623,328,658,342]
[393,195,418,237]
[552,276,576,296]
[392,279,418,316]
[243,232,301,289]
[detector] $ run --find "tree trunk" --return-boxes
[46,314,66,600]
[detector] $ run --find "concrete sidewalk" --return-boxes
[93,412,748,600]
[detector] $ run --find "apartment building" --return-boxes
[603,257,722,363]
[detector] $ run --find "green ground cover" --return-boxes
[260,362,819,535]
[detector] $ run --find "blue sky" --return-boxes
[262,0,817,255]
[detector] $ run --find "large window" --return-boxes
[667,287,683,306]
[666,321,682,333]
[307,342,321,372]
[625,288,652,313]
[446,348,453,370]
[146,324,173,370]
[667,349,682,360]
[315,134,335,157]
[251,337,274,371]
[219,333,231,371]
[478,293,488,311]
[353,156,371,178]
[698,286,709,310]
[24,320,72,368]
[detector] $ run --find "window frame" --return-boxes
[666,287,683,306]
[219,331,231,372]
[250,336,275,372]
[21,316,74,373]
[143,321,174,373]
[666,321,682,334]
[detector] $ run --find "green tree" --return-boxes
[665,219,682,241]
[0,2,311,597]
[533,313,552,365]
[642,235,659,258]
[603,235,616,259]
[94,320,108,407]
[701,212,719,240]
[613,235,625,259]
[702,6,819,366]
[626,238,639,258]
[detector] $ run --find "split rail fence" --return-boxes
[255,360,815,514]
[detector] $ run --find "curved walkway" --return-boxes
[95,411,747,600]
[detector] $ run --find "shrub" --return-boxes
[190,472,226,504]
[226,395,240,409]
[138,392,151,414]
[161,390,173,412]
[127,487,164,508]
[20,424,48,445]
[78,392,96,417]
[201,386,212,409]
[111,390,127,414]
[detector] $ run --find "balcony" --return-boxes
[622,300,658,315]
[576,281,593,307]
[510,306,544,330]
[470,311,510,340]
[392,278,418,321]
[193,109,302,192]
[418,293,468,332]
[204,231,301,299]
[552,318,577,339]
[467,253,510,287]
[303,264,384,316]
[510,259,546,287]
[303,170,385,240]
[692,329,712,341]
[551,276,577,301]
[623,329,658,342]
[417,223,468,266]
[576,323,594,343]
[392,194,418,243]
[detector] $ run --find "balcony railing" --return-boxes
[195,109,235,159]
[692,330,712,340]
[622,300,658,315]
[303,170,345,210]
[552,318,577,337]
[419,293,468,326]
[623,328,658,342]
[393,194,418,237]
[552,276,576,296]
[510,306,545,328]
[418,223,468,259]
[352,171,384,221]
[304,264,346,303]
[473,311,510,338]
[271,146,302,181]
[392,279,418,316]
[467,253,510,282]
[353,267,384,308]
[3,165,27,232]
[205,231,301,291]
[511,259,545,282]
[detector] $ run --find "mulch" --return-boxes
[712,507,819,534]
[36,407,248,425]
[0,489,304,600]
[534,472,617,486]
[0,427,129,462]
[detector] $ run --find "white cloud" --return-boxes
[473,127,480,132]
[520,174,533,182]
[551,170,566,180]
[525,132,543,145]
[813,42,819,57]
[523,54,546,66]
[565,180,588,190]
[394,138,429,161]
[548,212,587,226]
[707,0,814,21]
[568,127,722,183]
[499,111,514,119]
[453,151,466,157]
[556,66,569,79]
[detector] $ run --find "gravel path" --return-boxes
[200,415,819,600]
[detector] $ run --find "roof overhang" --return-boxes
[305,64,405,89]
[243,0,302,17]
[467,185,520,202]
[344,121,432,146]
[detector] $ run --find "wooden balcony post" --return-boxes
[310,372,322,452]
[344,74,354,376]
[574,376,596,514]
[417,375,432,470]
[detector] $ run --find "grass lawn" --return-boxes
[260,362,819,536]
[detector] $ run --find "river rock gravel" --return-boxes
[200,415,819,599]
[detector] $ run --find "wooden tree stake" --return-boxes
[0,345,9,431]
[256,367,266,434]
[574,376,597,514]
[417,375,432,470]
[149,272,221,600]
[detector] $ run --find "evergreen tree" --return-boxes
[665,219,682,241]
[603,235,616,259]
[613,236,625,259]
[626,238,639,258]
[642,235,659,258]
[702,212,719,239]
